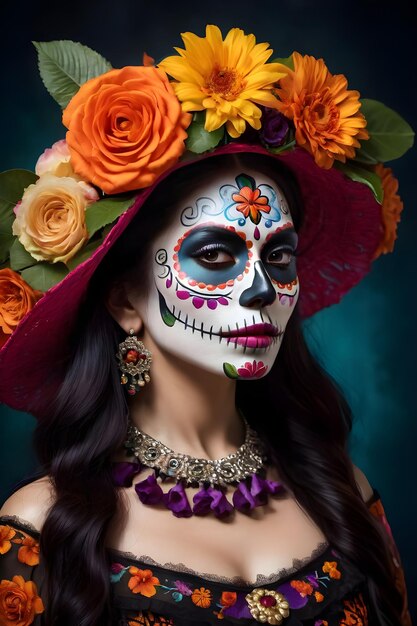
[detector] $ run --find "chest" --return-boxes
[107,474,327,583]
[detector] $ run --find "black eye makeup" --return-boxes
[177,227,249,283]
[261,228,298,283]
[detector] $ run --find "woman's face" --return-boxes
[137,163,299,380]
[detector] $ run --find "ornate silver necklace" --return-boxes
[112,415,285,518]
[124,416,266,487]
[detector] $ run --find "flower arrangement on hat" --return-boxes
[0,24,413,348]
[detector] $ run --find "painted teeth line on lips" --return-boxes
[169,303,282,351]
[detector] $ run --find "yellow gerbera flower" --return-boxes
[275,52,369,169]
[159,25,288,138]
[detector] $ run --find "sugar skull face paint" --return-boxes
[140,164,299,380]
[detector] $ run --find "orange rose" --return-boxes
[0,575,44,626]
[0,269,43,347]
[63,66,192,194]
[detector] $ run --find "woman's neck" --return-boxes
[127,345,243,460]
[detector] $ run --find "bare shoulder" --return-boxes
[352,463,374,503]
[0,476,55,531]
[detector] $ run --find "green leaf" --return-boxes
[335,161,383,203]
[185,119,224,154]
[271,55,294,70]
[66,237,104,270]
[223,362,239,379]
[267,139,296,155]
[0,169,37,263]
[85,194,137,238]
[21,262,68,292]
[9,239,38,271]
[236,174,256,190]
[355,99,415,165]
[33,40,112,108]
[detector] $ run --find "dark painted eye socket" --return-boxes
[177,227,248,283]
[261,229,298,283]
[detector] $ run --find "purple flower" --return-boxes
[174,580,193,596]
[260,108,289,147]
[193,486,233,518]
[163,482,193,518]
[110,563,126,575]
[232,480,256,512]
[192,487,212,516]
[111,461,142,487]
[135,473,163,504]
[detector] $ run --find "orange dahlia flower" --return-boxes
[159,25,287,138]
[0,269,43,348]
[63,67,191,194]
[275,52,369,169]
[373,164,403,258]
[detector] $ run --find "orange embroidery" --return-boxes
[0,575,44,626]
[128,567,160,597]
[340,592,368,625]
[290,580,313,596]
[220,591,237,607]
[0,525,16,555]
[315,591,324,602]
[191,586,212,608]
[16,536,40,566]
[322,560,341,579]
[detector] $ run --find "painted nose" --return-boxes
[239,261,276,308]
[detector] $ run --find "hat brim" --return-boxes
[0,144,381,416]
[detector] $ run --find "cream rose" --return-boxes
[35,139,81,179]
[12,174,99,264]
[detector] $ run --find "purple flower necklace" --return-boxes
[112,416,285,519]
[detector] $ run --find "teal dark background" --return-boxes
[1,0,416,619]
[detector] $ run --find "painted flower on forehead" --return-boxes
[275,52,369,169]
[63,66,191,193]
[159,25,288,138]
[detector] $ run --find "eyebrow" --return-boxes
[182,226,248,248]
[262,227,298,250]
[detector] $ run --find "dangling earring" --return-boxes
[116,329,152,396]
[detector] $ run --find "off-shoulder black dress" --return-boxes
[0,490,411,626]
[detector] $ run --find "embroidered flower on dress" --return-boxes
[0,575,44,626]
[0,526,16,555]
[128,611,174,626]
[322,560,341,579]
[340,592,368,625]
[191,586,212,608]
[16,536,40,566]
[290,580,314,596]
[128,567,160,597]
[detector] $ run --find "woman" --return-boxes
[0,26,413,626]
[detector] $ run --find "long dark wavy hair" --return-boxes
[31,154,404,625]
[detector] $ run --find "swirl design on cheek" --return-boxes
[155,248,173,288]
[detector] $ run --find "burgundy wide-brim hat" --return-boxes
[0,143,381,417]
